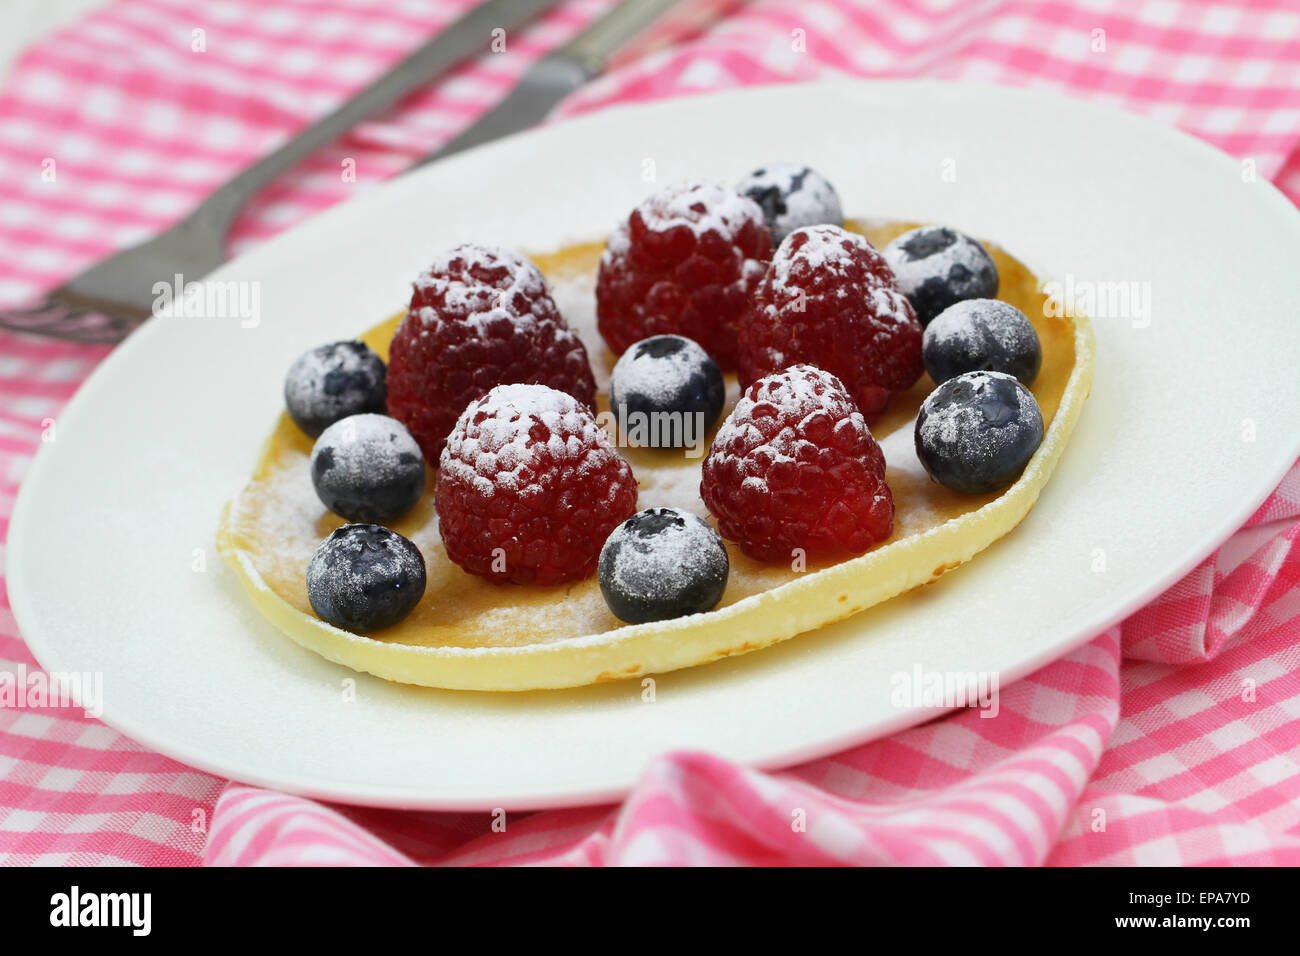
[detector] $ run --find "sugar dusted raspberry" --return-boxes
[386,245,596,462]
[596,181,773,370]
[435,384,638,586]
[738,225,923,419]
[700,364,893,562]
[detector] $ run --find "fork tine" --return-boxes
[48,310,140,345]
[0,297,62,319]
[0,300,69,334]
[0,302,136,344]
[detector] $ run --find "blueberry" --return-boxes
[284,341,387,438]
[736,164,843,247]
[914,371,1043,494]
[882,226,999,326]
[923,299,1042,386]
[598,508,729,624]
[306,524,426,633]
[310,413,425,523]
[609,335,725,449]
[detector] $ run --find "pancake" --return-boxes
[217,220,1095,691]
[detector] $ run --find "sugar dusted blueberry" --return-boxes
[923,298,1042,386]
[914,371,1043,494]
[736,164,843,246]
[310,413,426,523]
[882,226,999,326]
[284,341,387,438]
[609,335,725,449]
[598,508,729,624]
[306,524,426,633]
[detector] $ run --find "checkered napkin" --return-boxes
[1,0,1298,866]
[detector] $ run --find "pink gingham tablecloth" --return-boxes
[1,0,1299,866]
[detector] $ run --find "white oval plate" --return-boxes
[10,81,1300,810]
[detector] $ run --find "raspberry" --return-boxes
[700,365,893,563]
[596,181,773,370]
[435,384,638,586]
[387,245,596,462]
[738,225,923,419]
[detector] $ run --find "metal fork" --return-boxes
[0,0,561,344]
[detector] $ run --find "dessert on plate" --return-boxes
[218,166,1095,691]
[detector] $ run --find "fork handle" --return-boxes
[189,0,561,232]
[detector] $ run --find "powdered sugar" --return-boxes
[768,226,914,331]
[409,244,551,334]
[736,163,843,246]
[916,370,1041,467]
[607,335,725,449]
[881,226,1000,324]
[548,268,604,374]
[598,180,765,271]
[634,464,712,516]
[599,509,728,616]
[305,524,426,632]
[639,180,765,236]
[771,225,853,282]
[741,225,923,421]
[283,341,386,438]
[748,362,854,417]
[609,337,696,406]
[709,364,867,494]
[414,244,547,296]
[224,214,1083,667]
[542,266,729,515]
[311,413,424,486]
[439,383,607,496]
[868,286,915,331]
[924,298,1036,351]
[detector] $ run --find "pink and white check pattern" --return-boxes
[1,0,1298,867]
